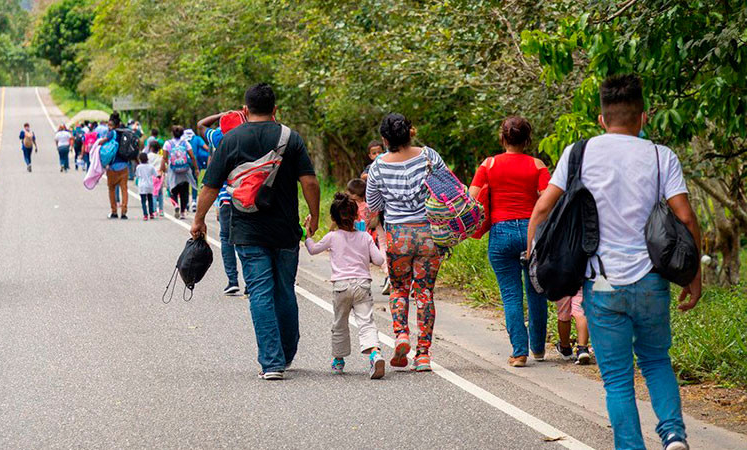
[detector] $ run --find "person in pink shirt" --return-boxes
[83,124,99,171]
[304,192,386,379]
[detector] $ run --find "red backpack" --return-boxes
[226,124,291,213]
[220,111,247,134]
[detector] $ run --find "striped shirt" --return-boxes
[366,147,446,224]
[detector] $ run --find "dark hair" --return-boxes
[148,140,161,152]
[600,74,644,127]
[138,152,148,164]
[244,83,276,115]
[109,111,122,128]
[91,121,97,128]
[367,140,383,152]
[23,122,29,127]
[330,192,358,231]
[501,117,532,148]
[172,125,184,139]
[379,113,412,152]
[151,128,159,137]
[346,178,366,198]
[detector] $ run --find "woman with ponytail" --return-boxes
[365,113,447,372]
[468,117,549,367]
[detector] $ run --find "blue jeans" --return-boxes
[488,220,547,357]
[219,205,238,286]
[155,188,164,212]
[235,245,300,372]
[583,273,685,450]
[58,146,70,170]
[22,146,32,165]
[140,194,154,216]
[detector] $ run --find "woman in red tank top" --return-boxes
[469,117,549,368]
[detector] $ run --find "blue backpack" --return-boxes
[100,130,119,167]
[168,139,190,173]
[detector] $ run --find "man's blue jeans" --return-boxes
[583,273,686,450]
[219,205,238,286]
[235,245,300,373]
[21,146,32,165]
[488,219,547,357]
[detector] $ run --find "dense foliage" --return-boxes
[0,0,51,85]
[520,0,747,285]
[32,0,93,91]
[33,0,747,285]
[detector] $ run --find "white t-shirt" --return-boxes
[54,130,72,148]
[136,164,157,194]
[550,133,688,286]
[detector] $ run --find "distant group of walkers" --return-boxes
[20,75,698,450]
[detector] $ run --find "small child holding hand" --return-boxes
[304,192,386,379]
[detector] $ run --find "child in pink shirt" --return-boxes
[555,290,591,365]
[304,192,386,379]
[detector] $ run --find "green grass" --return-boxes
[670,284,747,387]
[297,178,340,237]
[49,83,111,118]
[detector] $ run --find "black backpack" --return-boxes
[115,127,140,161]
[645,146,699,286]
[162,237,214,303]
[529,140,601,301]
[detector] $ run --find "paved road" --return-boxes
[0,87,617,449]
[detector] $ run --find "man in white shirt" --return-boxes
[527,74,701,450]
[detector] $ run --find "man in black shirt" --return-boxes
[192,84,320,380]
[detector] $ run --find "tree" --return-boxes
[520,0,747,285]
[32,0,93,91]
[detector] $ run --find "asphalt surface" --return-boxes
[0,87,617,449]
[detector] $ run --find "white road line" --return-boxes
[35,89,595,450]
[35,87,57,132]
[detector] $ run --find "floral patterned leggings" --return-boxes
[386,223,444,355]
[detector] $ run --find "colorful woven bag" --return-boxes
[424,149,485,248]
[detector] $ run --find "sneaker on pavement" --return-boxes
[390,334,410,368]
[223,284,240,296]
[411,353,432,372]
[191,202,197,212]
[27,164,31,172]
[555,342,574,361]
[508,355,527,367]
[663,434,689,450]
[258,371,284,380]
[331,358,345,375]
[159,210,164,217]
[143,215,149,221]
[532,351,545,361]
[108,213,118,219]
[174,207,180,219]
[150,213,156,220]
[381,277,391,296]
[285,361,293,371]
[120,214,128,220]
[369,350,385,379]
[575,346,591,365]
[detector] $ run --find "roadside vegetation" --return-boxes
[48,83,110,118]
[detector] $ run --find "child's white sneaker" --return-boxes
[369,350,385,380]
[331,357,345,375]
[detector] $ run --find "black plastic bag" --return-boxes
[163,237,213,303]
[645,146,699,287]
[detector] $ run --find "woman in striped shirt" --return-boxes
[366,113,446,372]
